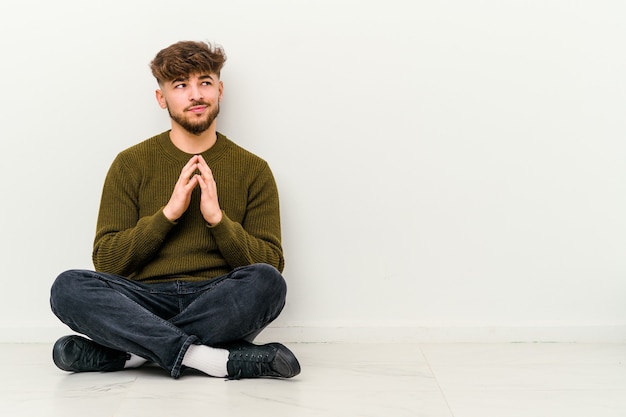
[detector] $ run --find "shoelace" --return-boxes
[227,351,274,380]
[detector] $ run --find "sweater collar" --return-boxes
[157,130,230,165]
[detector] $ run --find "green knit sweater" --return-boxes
[92,131,284,282]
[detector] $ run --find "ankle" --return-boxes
[182,344,229,377]
[124,353,148,369]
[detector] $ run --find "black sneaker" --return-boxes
[52,335,128,372]
[226,341,301,380]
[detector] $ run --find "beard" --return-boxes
[168,102,220,136]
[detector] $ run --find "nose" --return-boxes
[188,84,203,101]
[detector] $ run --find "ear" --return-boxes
[155,89,167,109]
[218,80,224,102]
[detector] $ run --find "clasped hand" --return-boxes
[163,155,223,225]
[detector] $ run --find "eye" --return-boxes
[174,83,186,89]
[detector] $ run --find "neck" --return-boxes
[169,124,218,154]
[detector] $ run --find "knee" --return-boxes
[50,269,93,314]
[238,263,287,301]
[257,263,286,293]
[51,269,86,296]
[260,264,287,308]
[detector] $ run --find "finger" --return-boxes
[178,158,200,182]
[197,165,212,181]
[196,174,206,189]
[185,174,199,190]
[196,154,208,167]
[182,155,199,171]
[197,172,217,198]
[195,156,211,178]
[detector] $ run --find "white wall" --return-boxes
[1,0,624,343]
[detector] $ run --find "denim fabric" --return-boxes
[50,263,287,378]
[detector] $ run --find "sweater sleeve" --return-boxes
[208,163,284,272]
[92,154,176,277]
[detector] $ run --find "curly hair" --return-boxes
[150,41,227,85]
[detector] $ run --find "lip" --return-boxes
[187,105,207,113]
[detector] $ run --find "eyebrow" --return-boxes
[170,74,215,85]
[169,74,216,86]
[198,74,217,82]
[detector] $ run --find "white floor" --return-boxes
[1,342,625,417]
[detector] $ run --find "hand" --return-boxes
[163,156,201,221]
[196,155,223,225]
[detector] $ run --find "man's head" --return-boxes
[150,41,227,86]
[151,41,227,136]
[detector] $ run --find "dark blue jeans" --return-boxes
[50,263,287,378]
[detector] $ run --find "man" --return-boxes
[49,41,300,380]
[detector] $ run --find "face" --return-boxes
[156,73,223,136]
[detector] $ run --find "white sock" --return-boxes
[182,344,229,377]
[124,353,148,369]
